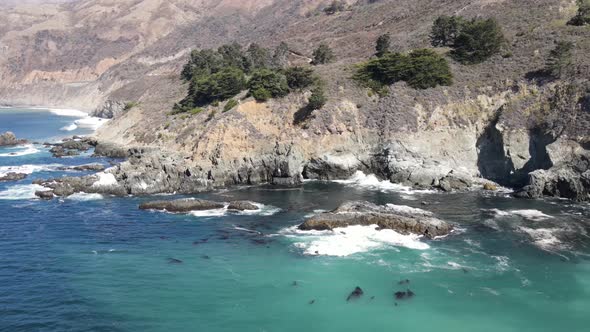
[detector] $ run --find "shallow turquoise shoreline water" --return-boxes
[1,108,589,331]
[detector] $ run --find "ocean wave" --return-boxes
[189,203,282,218]
[67,193,104,201]
[0,184,44,200]
[281,224,429,257]
[333,171,434,194]
[0,164,62,176]
[47,108,88,117]
[0,144,40,157]
[517,227,567,251]
[74,117,108,131]
[91,172,118,188]
[60,123,78,131]
[486,208,553,221]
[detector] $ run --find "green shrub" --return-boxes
[354,49,453,90]
[375,34,391,57]
[223,99,239,112]
[324,0,346,15]
[246,43,272,70]
[450,18,505,64]
[285,66,315,90]
[248,69,290,101]
[307,85,327,110]
[568,0,590,26]
[181,49,223,82]
[189,107,204,115]
[191,67,246,106]
[272,42,290,68]
[311,44,335,65]
[546,41,575,78]
[123,101,139,111]
[430,16,466,47]
[251,88,272,102]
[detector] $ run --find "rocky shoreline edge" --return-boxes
[22,134,589,202]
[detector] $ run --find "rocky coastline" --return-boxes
[0,131,27,147]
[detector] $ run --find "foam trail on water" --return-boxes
[0,184,44,200]
[189,203,282,217]
[281,224,429,257]
[333,171,434,194]
[0,144,40,157]
[0,164,62,176]
[74,117,108,131]
[67,193,104,201]
[486,208,553,221]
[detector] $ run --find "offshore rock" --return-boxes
[298,201,452,238]
[227,201,259,211]
[0,131,27,146]
[0,172,27,182]
[35,190,55,200]
[59,164,106,172]
[139,199,225,212]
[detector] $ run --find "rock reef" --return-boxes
[0,131,27,146]
[298,201,453,239]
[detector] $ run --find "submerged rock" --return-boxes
[0,131,27,146]
[227,201,259,211]
[298,201,452,238]
[139,198,224,213]
[0,172,27,182]
[394,289,415,300]
[347,286,364,301]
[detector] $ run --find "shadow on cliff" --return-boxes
[477,117,554,188]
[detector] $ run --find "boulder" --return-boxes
[92,142,129,158]
[35,190,54,200]
[0,131,27,146]
[227,201,259,211]
[483,183,498,191]
[139,198,225,213]
[91,100,126,119]
[298,201,452,238]
[438,174,471,192]
[0,172,27,182]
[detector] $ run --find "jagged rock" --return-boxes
[0,131,27,146]
[36,173,127,197]
[91,100,126,119]
[483,183,498,191]
[304,153,363,180]
[298,201,452,238]
[227,201,259,211]
[0,172,27,182]
[139,198,225,213]
[271,176,302,186]
[35,190,54,200]
[49,146,80,158]
[61,140,91,151]
[92,142,129,158]
[438,174,471,192]
[346,286,364,301]
[515,169,590,201]
[59,164,106,172]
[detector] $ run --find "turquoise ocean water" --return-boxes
[1,107,589,331]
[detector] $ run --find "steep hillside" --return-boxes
[3,0,590,201]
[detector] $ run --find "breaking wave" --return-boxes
[333,171,434,194]
[0,144,40,157]
[0,184,44,200]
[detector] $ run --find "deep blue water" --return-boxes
[1,108,590,331]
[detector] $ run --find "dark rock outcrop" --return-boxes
[139,198,224,213]
[35,190,54,200]
[0,131,27,146]
[227,201,259,211]
[298,201,452,238]
[92,142,129,158]
[346,287,364,301]
[49,139,92,158]
[0,172,27,182]
[59,164,106,172]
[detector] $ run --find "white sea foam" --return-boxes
[0,144,40,157]
[303,209,327,218]
[60,123,78,131]
[281,224,429,257]
[91,172,118,188]
[67,193,104,201]
[486,208,553,221]
[189,203,282,218]
[384,203,433,216]
[333,171,434,194]
[74,117,108,130]
[48,108,88,117]
[0,164,62,177]
[518,227,565,250]
[0,184,44,200]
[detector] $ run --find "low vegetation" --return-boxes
[312,44,335,65]
[546,41,575,79]
[223,99,238,112]
[324,0,346,15]
[354,49,453,90]
[431,16,505,64]
[568,0,590,26]
[123,101,139,111]
[248,69,290,102]
[375,34,391,57]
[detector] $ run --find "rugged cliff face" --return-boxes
[2,0,590,200]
